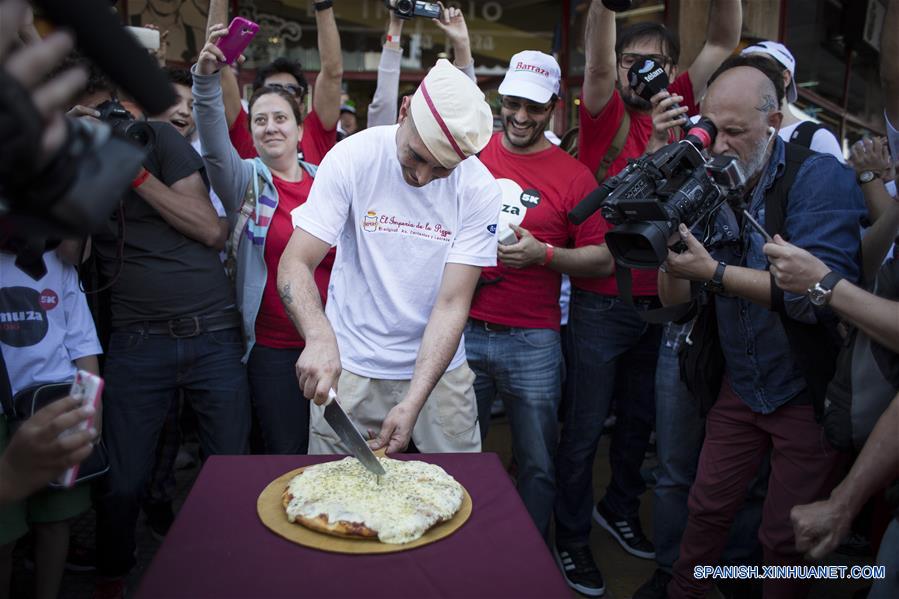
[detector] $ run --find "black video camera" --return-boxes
[386,0,441,20]
[96,98,156,152]
[569,118,747,269]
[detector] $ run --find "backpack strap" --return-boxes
[764,142,815,312]
[594,111,631,183]
[789,121,826,150]
[559,126,579,158]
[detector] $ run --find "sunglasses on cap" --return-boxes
[266,83,305,98]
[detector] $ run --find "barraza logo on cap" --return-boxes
[514,61,551,78]
[638,60,655,74]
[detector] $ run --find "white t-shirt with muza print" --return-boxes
[292,124,501,379]
[0,251,102,399]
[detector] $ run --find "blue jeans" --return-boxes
[247,344,309,454]
[465,322,561,539]
[96,327,250,577]
[554,290,661,546]
[653,322,762,572]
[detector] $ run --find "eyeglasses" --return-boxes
[500,97,554,116]
[617,53,673,70]
[265,83,305,98]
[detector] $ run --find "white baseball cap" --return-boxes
[498,50,561,104]
[410,59,493,169]
[740,41,798,103]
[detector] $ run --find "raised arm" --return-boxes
[192,25,253,216]
[434,2,475,81]
[311,3,343,130]
[581,0,617,117]
[368,14,404,127]
[370,262,481,454]
[203,0,244,129]
[882,0,899,126]
[687,0,742,99]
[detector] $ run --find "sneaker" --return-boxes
[592,501,656,559]
[633,568,672,599]
[65,539,96,572]
[93,577,126,599]
[552,543,606,597]
[144,502,175,541]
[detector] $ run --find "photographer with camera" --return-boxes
[65,65,251,597]
[553,3,742,594]
[658,56,865,599]
[207,0,342,165]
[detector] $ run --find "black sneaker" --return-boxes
[592,501,655,559]
[633,568,672,599]
[553,543,606,597]
[144,501,175,541]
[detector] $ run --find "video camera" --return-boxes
[569,118,747,269]
[385,0,441,20]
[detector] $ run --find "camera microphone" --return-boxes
[569,178,617,225]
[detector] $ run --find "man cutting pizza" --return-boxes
[277,59,499,455]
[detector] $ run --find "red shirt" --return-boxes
[229,108,337,165]
[574,72,698,297]
[471,133,603,330]
[254,175,335,348]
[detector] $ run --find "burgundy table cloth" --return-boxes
[135,453,569,598]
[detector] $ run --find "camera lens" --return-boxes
[396,0,413,12]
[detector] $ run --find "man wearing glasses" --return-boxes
[207,0,343,166]
[554,1,741,596]
[467,51,612,542]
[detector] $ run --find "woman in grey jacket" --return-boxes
[192,24,332,454]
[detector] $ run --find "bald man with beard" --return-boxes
[658,57,865,599]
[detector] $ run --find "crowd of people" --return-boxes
[1,0,898,598]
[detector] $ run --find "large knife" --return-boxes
[323,388,386,476]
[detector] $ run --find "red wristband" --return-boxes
[386,34,401,44]
[131,168,150,189]
[541,243,554,266]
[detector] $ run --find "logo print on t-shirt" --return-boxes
[0,287,49,347]
[487,224,497,235]
[363,211,378,232]
[40,289,59,311]
[520,189,541,209]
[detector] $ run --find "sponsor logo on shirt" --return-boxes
[0,287,50,347]
[520,189,541,209]
[363,210,453,242]
[487,224,497,235]
[40,289,59,310]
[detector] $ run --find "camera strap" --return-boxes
[614,266,698,324]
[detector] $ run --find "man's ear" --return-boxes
[768,110,783,132]
[397,95,411,124]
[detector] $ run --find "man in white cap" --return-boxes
[277,59,499,454]
[741,40,843,160]
[466,50,611,541]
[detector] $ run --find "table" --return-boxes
[135,453,569,598]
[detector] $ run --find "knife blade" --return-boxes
[323,388,386,476]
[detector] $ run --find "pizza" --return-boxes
[282,457,464,544]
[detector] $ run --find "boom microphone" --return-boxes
[34,0,176,115]
[568,179,616,225]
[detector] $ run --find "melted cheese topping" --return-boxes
[285,457,463,544]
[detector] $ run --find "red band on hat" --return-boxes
[420,80,466,161]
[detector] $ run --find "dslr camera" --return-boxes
[385,0,441,20]
[95,98,156,152]
[569,118,746,269]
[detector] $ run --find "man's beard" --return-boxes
[736,133,772,183]
[502,114,547,149]
[616,79,651,111]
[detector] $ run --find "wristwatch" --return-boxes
[704,261,727,294]
[807,271,844,306]
[857,170,880,185]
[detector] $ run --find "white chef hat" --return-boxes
[409,59,493,169]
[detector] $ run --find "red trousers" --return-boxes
[668,380,847,598]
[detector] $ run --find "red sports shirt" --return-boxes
[573,72,699,297]
[471,133,603,330]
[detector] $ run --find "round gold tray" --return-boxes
[256,461,473,554]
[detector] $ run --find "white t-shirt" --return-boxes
[293,125,501,379]
[0,252,102,399]
[778,120,844,161]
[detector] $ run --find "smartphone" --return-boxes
[742,209,773,243]
[57,370,104,488]
[215,17,259,65]
[124,26,160,51]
